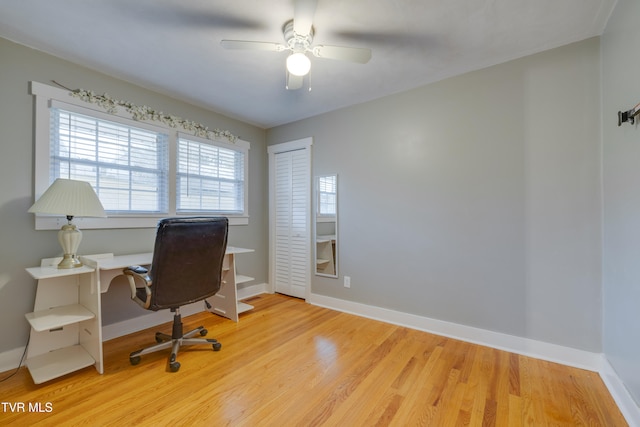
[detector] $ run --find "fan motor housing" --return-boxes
[283,19,314,51]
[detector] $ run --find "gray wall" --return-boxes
[268,37,603,352]
[0,38,268,352]
[602,0,640,405]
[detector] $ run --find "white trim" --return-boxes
[237,282,268,300]
[600,357,640,427]
[102,300,204,341]
[309,292,639,426]
[34,214,249,231]
[267,137,313,155]
[30,82,244,146]
[309,293,601,369]
[101,285,268,341]
[178,131,250,151]
[50,99,168,134]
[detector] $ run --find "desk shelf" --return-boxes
[26,304,95,332]
[236,274,254,285]
[27,345,96,384]
[237,301,254,314]
[316,236,336,276]
[24,257,102,384]
[316,258,330,266]
[206,247,255,322]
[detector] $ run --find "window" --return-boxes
[177,137,245,214]
[31,81,250,229]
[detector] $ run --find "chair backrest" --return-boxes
[148,217,228,310]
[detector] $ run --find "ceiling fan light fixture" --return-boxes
[286,52,311,76]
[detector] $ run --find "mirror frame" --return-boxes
[314,174,338,278]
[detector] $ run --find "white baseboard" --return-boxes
[238,282,268,300]
[308,293,601,369]
[600,356,640,427]
[103,282,268,341]
[102,300,205,342]
[308,292,640,427]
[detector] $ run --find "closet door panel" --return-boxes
[273,149,309,298]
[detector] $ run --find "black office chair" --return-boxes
[123,217,228,372]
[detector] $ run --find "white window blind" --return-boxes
[50,107,169,214]
[177,136,245,214]
[318,175,337,215]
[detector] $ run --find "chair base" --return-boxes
[129,309,221,372]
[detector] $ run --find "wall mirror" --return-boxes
[315,174,338,278]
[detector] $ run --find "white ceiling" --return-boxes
[0,0,616,128]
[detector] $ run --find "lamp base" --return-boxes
[57,222,83,269]
[58,253,82,269]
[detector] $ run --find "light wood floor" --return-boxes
[0,293,627,426]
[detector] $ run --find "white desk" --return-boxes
[24,247,253,384]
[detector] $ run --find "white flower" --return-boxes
[69,88,237,143]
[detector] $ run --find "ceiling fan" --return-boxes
[220,0,372,90]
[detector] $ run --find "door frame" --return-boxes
[267,137,313,300]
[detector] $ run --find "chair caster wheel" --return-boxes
[212,342,222,351]
[200,328,208,336]
[169,361,180,372]
[130,356,141,365]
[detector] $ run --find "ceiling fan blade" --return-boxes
[293,0,317,35]
[312,45,372,64]
[286,72,304,90]
[220,40,286,52]
[110,3,267,31]
[334,30,437,48]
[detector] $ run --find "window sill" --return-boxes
[34,214,249,230]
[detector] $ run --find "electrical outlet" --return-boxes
[344,276,351,288]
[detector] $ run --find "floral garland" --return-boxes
[54,82,237,143]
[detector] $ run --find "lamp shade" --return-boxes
[28,178,106,218]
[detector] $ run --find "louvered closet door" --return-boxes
[274,148,309,298]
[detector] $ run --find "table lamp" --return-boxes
[28,178,107,268]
